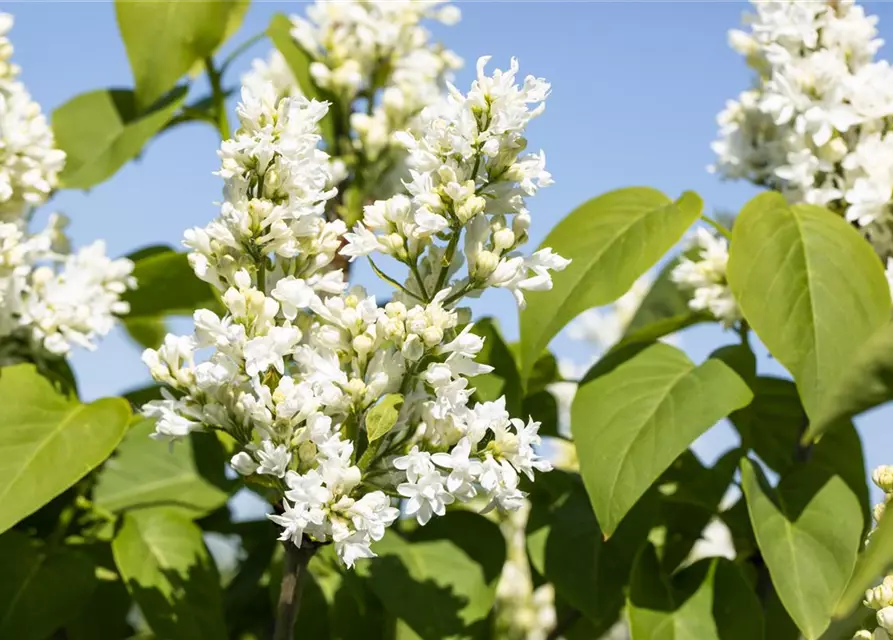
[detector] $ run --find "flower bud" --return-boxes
[493,228,515,251]
[346,378,366,399]
[853,631,873,640]
[422,326,444,347]
[385,301,407,318]
[473,250,499,279]
[866,582,893,610]
[230,452,258,476]
[879,606,893,633]
[296,440,317,464]
[457,194,486,224]
[874,466,893,493]
[352,334,374,354]
[875,502,886,524]
[513,211,531,237]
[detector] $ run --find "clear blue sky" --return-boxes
[9,1,893,495]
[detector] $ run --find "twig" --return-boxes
[273,538,319,640]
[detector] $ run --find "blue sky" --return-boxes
[9,1,893,494]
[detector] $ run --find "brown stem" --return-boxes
[273,539,318,640]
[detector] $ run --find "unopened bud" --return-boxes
[296,440,317,464]
[866,583,893,610]
[473,250,499,279]
[493,228,515,251]
[352,334,374,354]
[457,195,486,224]
[874,466,893,493]
[346,378,366,399]
[422,326,444,347]
[879,606,893,633]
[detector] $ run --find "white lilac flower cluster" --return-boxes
[0,14,134,358]
[856,466,893,640]
[242,0,461,198]
[141,58,563,568]
[712,0,893,269]
[670,228,741,328]
[0,14,65,219]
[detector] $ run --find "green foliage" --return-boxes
[527,472,656,632]
[806,322,893,441]
[726,192,891,418]
[122,246,223,349]
[740,459,862,639]
[627,544,764,639]
[112,507,227,640]
[572,342,752,534]
[53,86,187,189]
[518,187,702,381]
[357,511,505,640]
[93,418,231,517]
[0,531,97,639]
[115,0,248,111]
[0,364,131,534]
[837,506,893,617]
[366,394,405,442]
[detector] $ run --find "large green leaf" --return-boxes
[740,459,862,639]
[806,323,893,441]
[358,511,504,640]
[730,376,870,530]
[518,187,702,381]
[267,13,336,146]
[53,86,188,190]
[726,193,890,418]
[122,246,223,349]
[93,418,230,517]
[113,507,226,640]
[526,472,656,632]
[837,509,893,617]
[116,0,248,110]
[0,531,97,639]
[627,544,764,640]
[571,342,752,535]
[0,364,131,534]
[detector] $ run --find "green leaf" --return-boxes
[113,507,226,640]
[0,364,131,534]
[836,505,893,617]
[740,458,862,639]
[115,0,248,110]
[267,13,336,146]
[730,377,870,530]
[53,86,188,190]
[358,511,505,640]
[122,246,223,349]
[655,449,740,571]
[518,187,702,381]
[526,473,656,631]
[807,322,893,441]
[627,544,764,640]
[472,318,522,414]
[0,531,97,639]
[572,342,752,535]
[366,394,404,442]
[726,193,890,418]
[523,389,559,438]
[93,418,230,517]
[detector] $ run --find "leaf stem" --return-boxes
[700,214,732,241]
[219,31,267,75]
[205,57,230,141]
[434,228,461,294]
[273,539,318,640]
